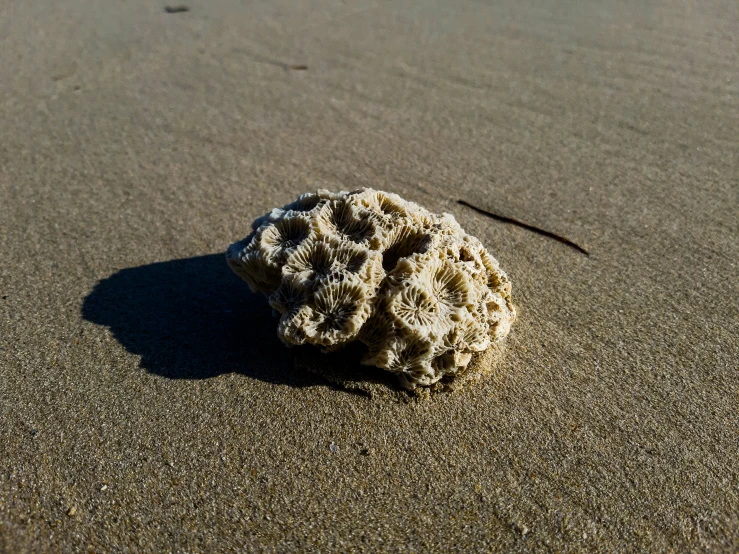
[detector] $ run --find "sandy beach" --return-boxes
[1,0,737,551]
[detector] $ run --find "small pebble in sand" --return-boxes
[329,442,340,454]
[66,506,77,517]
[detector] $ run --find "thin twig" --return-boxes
[457,200,589,256]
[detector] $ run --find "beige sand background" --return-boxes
[1,0,737,551]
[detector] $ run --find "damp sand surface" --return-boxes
[1,0,737,551]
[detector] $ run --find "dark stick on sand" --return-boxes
[458,199,590,256]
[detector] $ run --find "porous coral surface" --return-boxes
[226,189,515,388]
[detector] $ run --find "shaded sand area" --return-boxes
[1,0,737,551]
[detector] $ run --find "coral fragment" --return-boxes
[227,188,516,388]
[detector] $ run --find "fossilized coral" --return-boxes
[226,188,515,389]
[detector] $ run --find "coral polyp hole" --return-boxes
[270,280,307,316]
[345,252,368,273]
[275,217,311,249]
[377,196,406,216]
[309,247,333,277]
[394,341,430,371]
[342,221,374,244]
[382,231,430,271]
[326,204,375,244]
[319,302,358,332]
[290,195,321,212]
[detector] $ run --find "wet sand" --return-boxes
[1,0,737,551]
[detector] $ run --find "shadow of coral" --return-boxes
[82,254,394,394]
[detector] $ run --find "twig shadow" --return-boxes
[81,254,395,395]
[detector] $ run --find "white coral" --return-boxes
[226,188,516,389]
